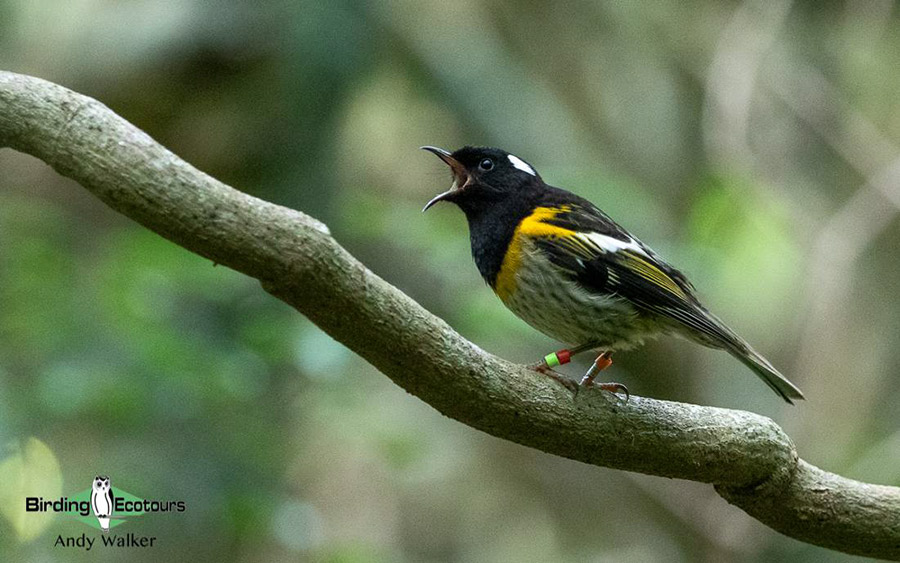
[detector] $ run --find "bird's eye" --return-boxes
[479,158,494,171]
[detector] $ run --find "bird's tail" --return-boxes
[724,340,805,404]
[687,309,805,404]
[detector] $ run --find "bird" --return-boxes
[421,145,805,404]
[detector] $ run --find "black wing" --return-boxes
[533,199,736,346]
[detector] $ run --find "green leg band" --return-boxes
[544,353,560,368]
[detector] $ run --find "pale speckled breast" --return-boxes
[498,239,663,349]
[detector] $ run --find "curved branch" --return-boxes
[1,71,897,560]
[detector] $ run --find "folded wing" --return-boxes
[532,201,730,344]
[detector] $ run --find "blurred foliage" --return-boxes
[1,1,899,561]
[0,438,61,541]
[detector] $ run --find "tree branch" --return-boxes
[1,71,897,560]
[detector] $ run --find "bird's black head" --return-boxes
[421,146,542,215]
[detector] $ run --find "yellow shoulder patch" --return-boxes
[494,206,574,302]
[493,205,689,304]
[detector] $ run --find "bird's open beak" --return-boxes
[421,146,469,212]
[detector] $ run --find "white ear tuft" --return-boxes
[507,154,536,176]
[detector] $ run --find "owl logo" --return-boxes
[90,476,114,532]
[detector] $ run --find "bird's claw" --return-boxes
[529,361,579,393]
[572,379,629,401]
[594,381,630,403]
[528,354,628,401]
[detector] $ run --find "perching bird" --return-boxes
[422,146,804,403]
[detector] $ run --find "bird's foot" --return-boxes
[578,351,613,386]
[529,358,578,393]
[583,381,630,402]
[574,352,629,401]
[528,347,627,398]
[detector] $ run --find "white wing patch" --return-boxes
[580,232,647,255]
[508,154,536,176]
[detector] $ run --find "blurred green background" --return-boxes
[1,1,899,561]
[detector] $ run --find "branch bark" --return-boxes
[1,71,897,560]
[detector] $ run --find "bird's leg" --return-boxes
[528,342,598,392]
[532,342,598,370]
[579,351,612,386]
[579,352,629,400]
